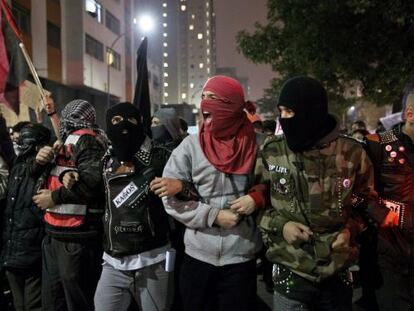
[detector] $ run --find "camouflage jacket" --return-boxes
[257,135,377,283]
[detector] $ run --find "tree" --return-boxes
[237,0,414,108]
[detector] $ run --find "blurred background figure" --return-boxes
[352,128,370,141]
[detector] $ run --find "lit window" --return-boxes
[163,52,168,57]
[163,3,167,7]
[206,1,209,7]
[164,92,169,97]
[181,93,187,99]
[207,30,210,35]
[164,72,168,77]
[190,83,194,88]
[164,82,169,87]
[207,48,210,54]
[199,63,204,69]
[207,67,210,74]
[206,21,209,26]
[164,62,168,68]
[207,58,210,64]
[189,25,194,30]
[163,13,167,17]
[207,39,210,45]
[191,14,195,19]
[163,42,168,47]
[163,23,167,27]
[165,102,169,105]
[206,11,210,17]
[181,5,186,11]
[197,33,203,40]
[163,33,168,37]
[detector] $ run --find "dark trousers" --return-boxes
[376,267,414,311]
[180,254,257,311]
[5,268,41,311]
[42,235,102,311]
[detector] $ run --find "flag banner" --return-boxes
[133,37,151,137]
[20,80,51,111]
[0,0,29,115]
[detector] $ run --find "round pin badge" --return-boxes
[390,151,397,158]
[279,178,286,185]
[343,179,352,189]
[385,145,392,152]
[399,146,405,152]
[399,158,406,164]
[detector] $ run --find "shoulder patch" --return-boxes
[378,130,398,144]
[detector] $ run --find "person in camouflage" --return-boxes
[246,76,378,310]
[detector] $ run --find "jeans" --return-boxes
[94,261,172,311]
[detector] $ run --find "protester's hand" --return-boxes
[214,209,240,229]
[63,171,79,189]
[44,96,56,115]
[36,146,54,165]
[380,210,399,228]
[53,140,63,151]
[229,195,256,215]
[282,221,313,245]
[150,177,183,198]
[33,189,55,210]
[331,228,351,252]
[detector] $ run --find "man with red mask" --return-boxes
[158,75,262,311]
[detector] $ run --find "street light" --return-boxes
[106,15,156,110]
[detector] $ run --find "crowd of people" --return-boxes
[0,74,411,311]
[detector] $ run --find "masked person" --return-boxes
[243,76,378,310]
[160,75,262,311]
[93,102,173,311]
[364,90,414,310]
[32,99,106,311]
[1,124,50,311]
[151,108,184,149]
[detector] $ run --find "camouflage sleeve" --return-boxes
[348,146,380,237]
[256,142,290,245]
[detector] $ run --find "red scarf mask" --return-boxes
[199,75,257,174]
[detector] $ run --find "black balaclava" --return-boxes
[17,124,51,157]
[278,76,336,152]
[106,102,145,162]
[151,125,172,144]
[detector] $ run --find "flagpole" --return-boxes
[0,0,61,140]
[18,43,60,139]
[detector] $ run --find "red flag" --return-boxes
[0,0,28,115]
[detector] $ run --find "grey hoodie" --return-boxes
[162,134,262,266]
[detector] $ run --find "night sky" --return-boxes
[214,0,274,101]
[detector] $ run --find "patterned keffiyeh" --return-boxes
[59,99,100,140]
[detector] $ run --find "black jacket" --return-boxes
[1,155,44,270]
[103,142,170,257]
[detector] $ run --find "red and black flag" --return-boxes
[133,37,151,137]
[0,0,28,115]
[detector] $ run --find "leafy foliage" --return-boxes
[237,0,414,107]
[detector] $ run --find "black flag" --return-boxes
[133,37,151,137]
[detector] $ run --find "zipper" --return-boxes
[147,206,155,237]
[105,167,129,252]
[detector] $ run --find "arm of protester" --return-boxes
[161,137,220,229]
[344,145,381,241]
[0,155,8,200]
[150,177,200,201]
[51,135,105,205]
[363,136,390,225]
